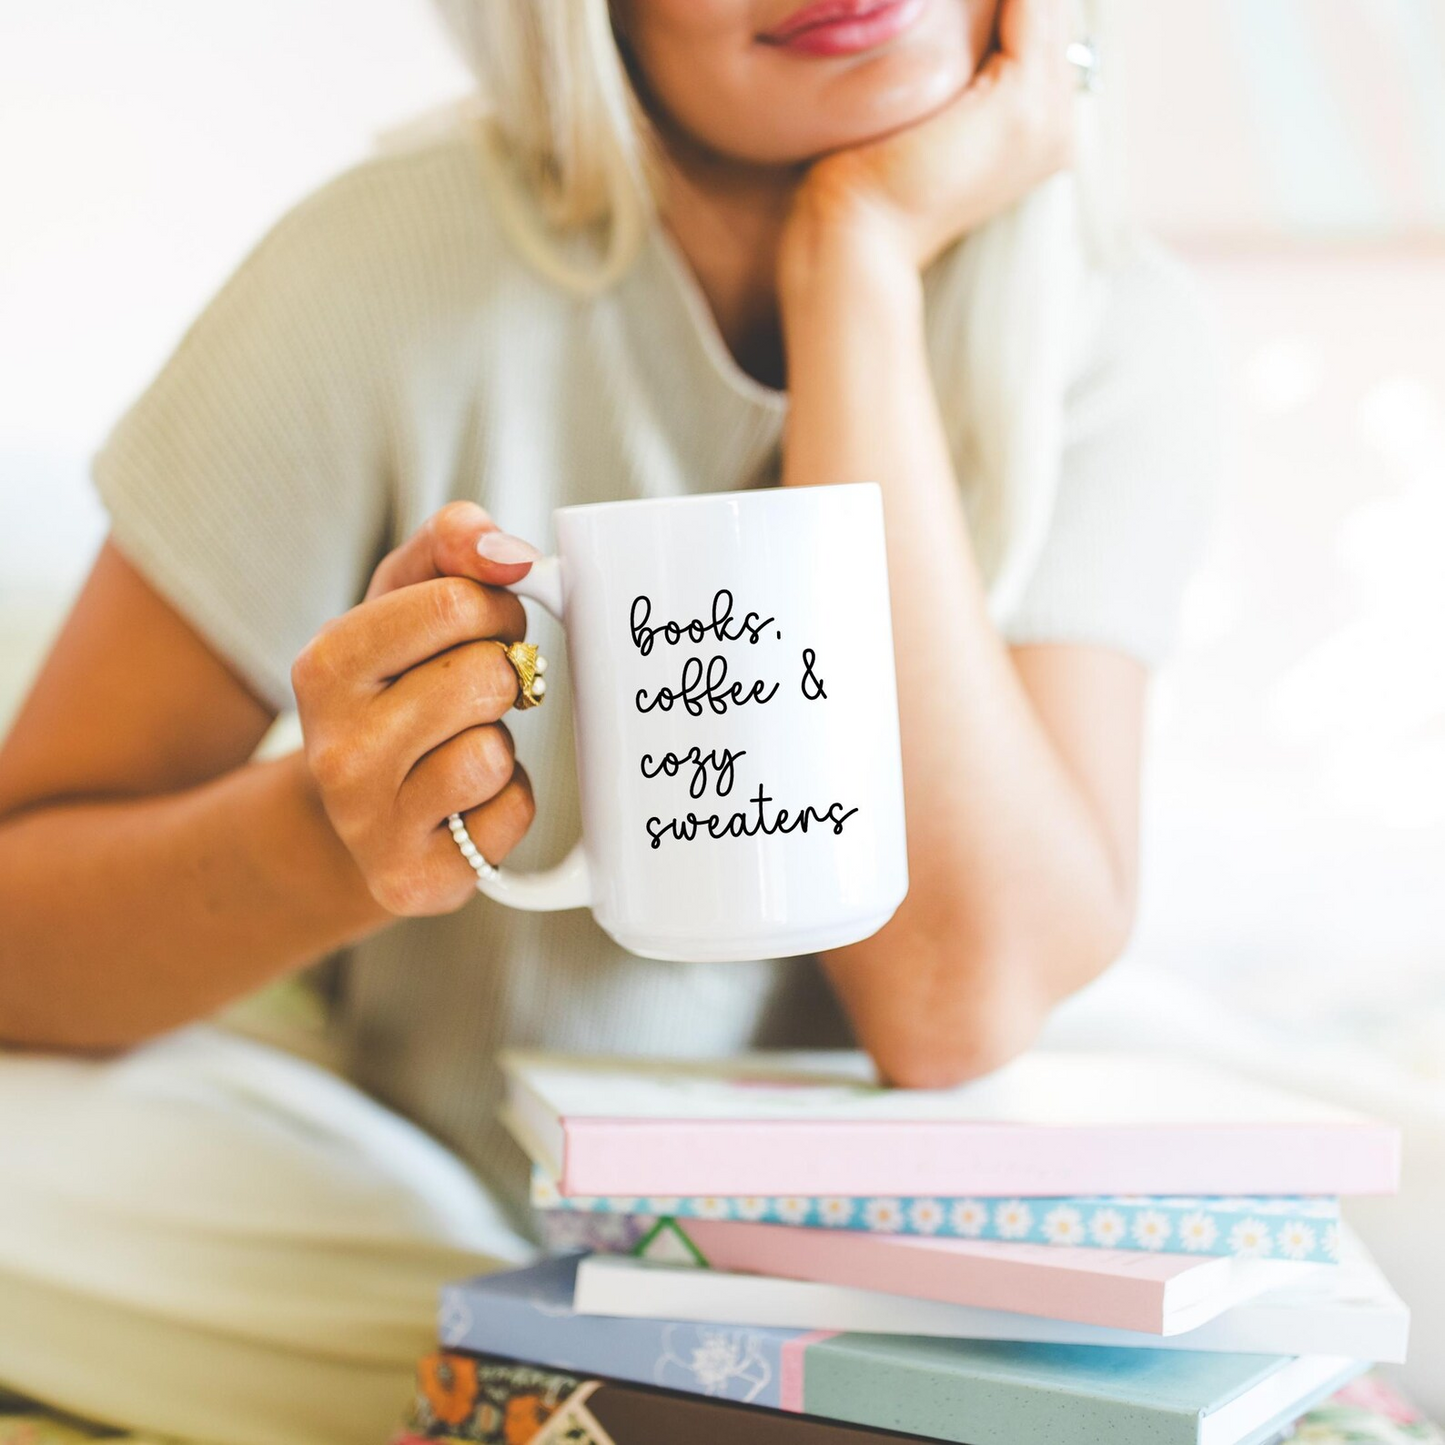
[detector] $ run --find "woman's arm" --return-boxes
[0,506,537,1051]
[779,239,1143,1085]
[779,0,1145,1086]
[0,543,377,1048]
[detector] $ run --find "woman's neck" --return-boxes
[654,131,803,391]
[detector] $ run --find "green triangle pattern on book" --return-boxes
[631,1217,710,1268]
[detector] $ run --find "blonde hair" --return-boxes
[425,0,1125,615]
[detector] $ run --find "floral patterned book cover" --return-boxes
[531,1167,1342,1263]
[398,1352,931,1444]
[395,1355,1440,1445]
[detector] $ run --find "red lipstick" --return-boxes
[758,0,928,57]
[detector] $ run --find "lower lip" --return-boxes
[763,0,929,57]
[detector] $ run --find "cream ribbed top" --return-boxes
[93,127,1221,1230]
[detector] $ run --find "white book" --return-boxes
[572,1230,1409,1363]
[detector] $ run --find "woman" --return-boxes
[0,0,1220,1439]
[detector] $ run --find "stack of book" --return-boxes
[404,1050,1413,1445]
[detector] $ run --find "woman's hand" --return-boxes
[292,502,542,917]
[780,0,1076,286]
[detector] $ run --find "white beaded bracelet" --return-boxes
[447,811,499,884]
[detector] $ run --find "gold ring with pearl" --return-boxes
[499,640,547,710]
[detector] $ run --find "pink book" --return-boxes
[499,1049,1400,1199]
[573,1214,1318,1336]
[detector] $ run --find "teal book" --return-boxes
[801,1335,1357,1445]
[440,1257,1366,1445]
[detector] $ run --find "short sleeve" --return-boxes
[1000,246,1228,666]
[92,165,399,712]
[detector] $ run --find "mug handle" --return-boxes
[465,555,592,912]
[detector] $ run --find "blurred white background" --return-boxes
[5,0,1444,1042]
[0,0,467,612]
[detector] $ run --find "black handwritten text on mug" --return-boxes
[630,588,860,851]
[800,649,827,700]
[634,654,781,717]
[640,746,747,800]
[647,784,860,849]
[630,591,775,657]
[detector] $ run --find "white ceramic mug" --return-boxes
[480,483,908,962]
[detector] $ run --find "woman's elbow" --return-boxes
[875,1033,1033,1091]
[865,976,1048,1091]
[863,911,1137,1091]
[0,992,188,1057]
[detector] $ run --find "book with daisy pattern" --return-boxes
[531,1168,1343,1264]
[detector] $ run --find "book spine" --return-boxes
[559,1120,1400,1199]
[800,1336,1203,1445]
[572,1256,1409,1363]
[533,1172,1342,1264]
[586,1372,935,1445]
[435,1287,1194,1445]
[781,1332,840,1412]
[405,1353,971,1445]
[795,1347,1363,1445]
[438,1283,798,1410]
[619,1216,1183,1334]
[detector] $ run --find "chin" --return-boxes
[691,46,971,166]
[804,43,973,154]
[773,0,979,157]
[645,0,980,168]
[712,9,977,165]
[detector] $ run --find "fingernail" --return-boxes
[477,531,542,565]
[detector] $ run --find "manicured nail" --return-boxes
[477,531,541,564]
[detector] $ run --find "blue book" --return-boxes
[438,1258,1365,1445]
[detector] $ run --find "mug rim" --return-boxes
[554,480,878,521]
